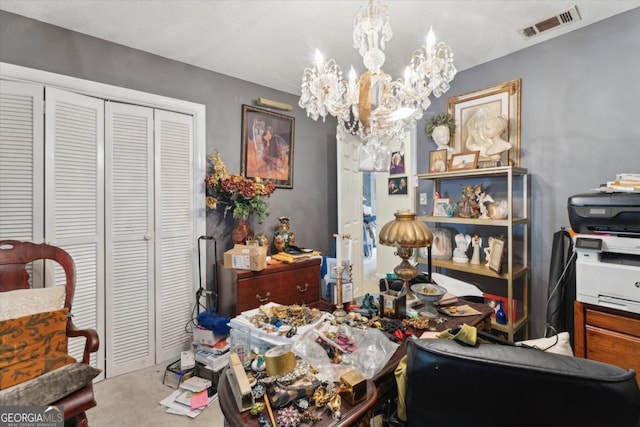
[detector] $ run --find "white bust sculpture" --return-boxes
[465,110,511,162]
[432,124,456,157]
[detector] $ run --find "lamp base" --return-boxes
[394,252,418,301]
[333,306,348,320]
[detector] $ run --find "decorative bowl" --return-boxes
[410,283,447,318]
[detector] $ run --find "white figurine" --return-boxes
[453,233,472,263]
[484,237,495,266]
[470,235,482,264]
[488,200,509,219]
[478,191,494,219]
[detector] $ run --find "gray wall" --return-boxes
[2,8,639,335]
[0,10,338,287]
[418,8,640,335]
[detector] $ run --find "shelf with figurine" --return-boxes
[416,167,529,341]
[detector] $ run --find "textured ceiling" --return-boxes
[1,1,639,95]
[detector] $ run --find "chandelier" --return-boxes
[299,0,456,167]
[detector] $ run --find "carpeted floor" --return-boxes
[87,359,225,427]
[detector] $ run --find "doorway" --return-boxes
[363,172,378,294]
[336,129,415,298]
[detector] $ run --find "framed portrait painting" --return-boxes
[429,149,447,173]
[241,104,295,189]
[388,176,408,195]
[389,151,405,175]
[447,78,521,167]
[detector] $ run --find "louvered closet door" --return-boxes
[154,109,194,362]
[44,87,105,371]
[105,102,155,377]
[0,81,44,244]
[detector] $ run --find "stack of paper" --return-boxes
[597,173,640,193]
[159,375,216,417]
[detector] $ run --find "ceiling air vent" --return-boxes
[518,5,581,40]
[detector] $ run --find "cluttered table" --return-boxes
[217,297,493,427]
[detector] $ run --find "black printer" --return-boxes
[568,192,640,236]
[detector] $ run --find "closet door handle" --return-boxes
[256,292,270,303]
[297,284,309,293]
[144,234,153,240]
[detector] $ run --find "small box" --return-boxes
[193,326,226,346]
[340,369,367,406]
[224,244,267,271]
[380,290,406,319]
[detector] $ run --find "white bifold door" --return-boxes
[0,81,195,378]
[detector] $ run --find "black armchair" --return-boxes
[405,339,640,427]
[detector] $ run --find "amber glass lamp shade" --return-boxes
[378,211,432,299]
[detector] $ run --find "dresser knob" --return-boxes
[297,284,309,293]
[256,292,271,303]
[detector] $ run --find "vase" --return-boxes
[232,218,254,245]
[273,216,295,253]
[496,300,508,325]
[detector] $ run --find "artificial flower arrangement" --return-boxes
[205,151,276,224]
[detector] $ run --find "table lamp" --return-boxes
[378,211,432,300]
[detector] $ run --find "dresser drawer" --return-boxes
[219,258,322,316]
[575,301,640,387]
[585,307,640,338]
[585,325,640,375]
[237,265,320,313]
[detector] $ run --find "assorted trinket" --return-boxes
[275,406,301,427]
[250,401,265,416]
[250,304,323,331]
[275,358,311,386]
[238,294,465,425]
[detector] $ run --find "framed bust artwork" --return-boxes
[447,79,521,167]
[241,104,295,189]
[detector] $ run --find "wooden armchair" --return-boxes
[0,240,100,427]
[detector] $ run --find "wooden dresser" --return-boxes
[217,258,322,317]
[574,300,640,387]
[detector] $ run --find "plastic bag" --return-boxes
[292,330,353,383]
[292,322,399,381]
[350,327,399,379]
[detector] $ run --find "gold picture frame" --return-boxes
[488,237,505,274]
[429,149,448,173]
[447,78,521,167]
[448,151,479,171]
